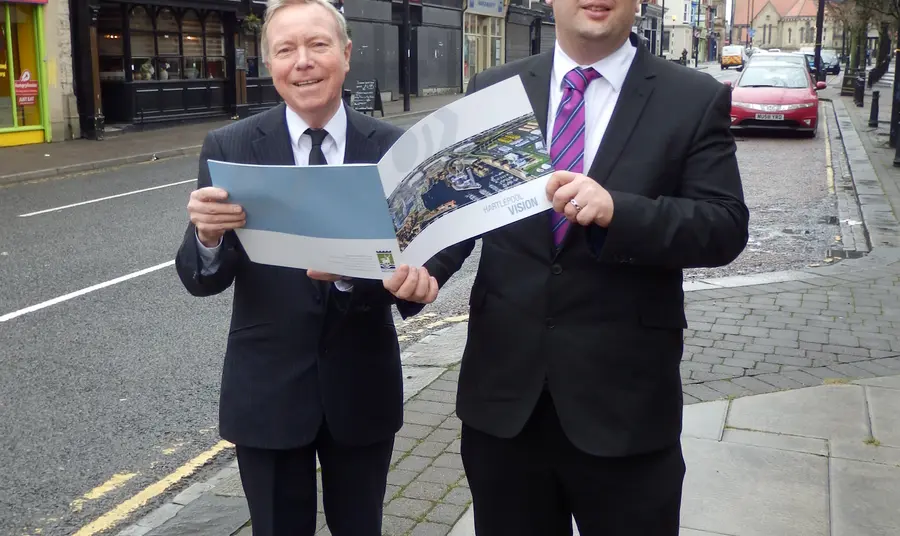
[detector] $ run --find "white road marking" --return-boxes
[0,260,175,323]
[18,179,195,217]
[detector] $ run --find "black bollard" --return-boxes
[854,72,866,107]
[894,130,900,167]
[870,90,880,127]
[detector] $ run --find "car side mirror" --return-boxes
[723,80,733,87]
[816,81,827,90]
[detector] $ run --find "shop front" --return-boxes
[462,0,506,92]
[0,0,50,147]
[71,0,240,138]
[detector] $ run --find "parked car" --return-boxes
[821,49,841,74]
[723,61,826,137]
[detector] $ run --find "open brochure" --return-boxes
[207,76,554,280]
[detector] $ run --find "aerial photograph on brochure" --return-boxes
[388,113,552,250]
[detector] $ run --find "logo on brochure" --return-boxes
[377,251,396,271]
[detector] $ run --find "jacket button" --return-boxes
[545,317,555,329]
[551,263,562,275]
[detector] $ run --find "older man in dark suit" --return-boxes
[424,0,750,534]
[174,1,436,534]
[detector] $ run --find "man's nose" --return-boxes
[294,48,313,69]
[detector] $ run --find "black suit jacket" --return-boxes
[426,35,750,457]
[176,103,419,450]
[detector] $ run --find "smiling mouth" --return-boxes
[293,79,323,87]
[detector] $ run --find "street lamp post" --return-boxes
[814,0,825,82]
[660,0,665,57]
[402,0,411,112]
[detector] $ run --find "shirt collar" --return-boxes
[284,101,348,148]
[552,38,636,93]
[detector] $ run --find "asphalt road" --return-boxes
[0,70,837,536]
[685,68,841,280]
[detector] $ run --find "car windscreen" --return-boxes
[754,54,804,65]
[821,50,837,62]
[737,66,810,89]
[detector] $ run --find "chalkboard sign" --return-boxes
[350,79,384,116]
[235,48,247,71]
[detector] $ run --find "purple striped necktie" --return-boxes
[550,66,601,247]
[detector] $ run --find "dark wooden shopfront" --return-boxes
[70,0,247,138]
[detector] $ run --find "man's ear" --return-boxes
[344,40,353,72]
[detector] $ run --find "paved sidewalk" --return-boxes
[449,374,900,536]
[0,93,462,186]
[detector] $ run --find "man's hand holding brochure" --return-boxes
[206,76,555,282]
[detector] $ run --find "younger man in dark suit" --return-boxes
[424,0,749,534]
[175,0,437,534]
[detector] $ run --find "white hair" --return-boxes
[261,0,350,62]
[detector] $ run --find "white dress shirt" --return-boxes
[547,39,637,174]
[196,103,354,291]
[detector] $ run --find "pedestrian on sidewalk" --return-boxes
[424,0,749,533]
[174,1,436,535]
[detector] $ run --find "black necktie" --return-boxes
[306,128,328,165]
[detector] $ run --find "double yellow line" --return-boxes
[71,440,233,536]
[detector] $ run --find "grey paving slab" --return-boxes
[830,458,900,536]
[143,494,250,536]
[727,383,870,441]
[831,438,900,466]
[403,366,448,402]
[721,429,829,456]
[680,437,829,536]
[681,400,728,441]
[866,386,900,447]
[854,375,900,390]
[402,323,468,367]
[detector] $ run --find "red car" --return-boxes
[724,61,826,137]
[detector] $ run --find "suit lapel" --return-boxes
[344,105,380,164]
[251,103,296,167]
[517,52,557,260]
[585,36,657,187]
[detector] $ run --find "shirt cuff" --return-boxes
[334,279,354,292]
[195,230,224,276]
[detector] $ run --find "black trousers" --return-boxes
[235,423,394,536]
[460,391,685,536]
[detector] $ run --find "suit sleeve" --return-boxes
[175,131,241,297]
[591,84,749,269]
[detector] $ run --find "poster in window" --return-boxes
[15,70,40,106]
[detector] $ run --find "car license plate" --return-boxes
[755,113,784,120]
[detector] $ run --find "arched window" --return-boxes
[205,12,226,79]
[155,8,180,80]
[182,10,203,79]
[129,6,154,81]
[98,4,124,79]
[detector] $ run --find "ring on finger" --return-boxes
[569,199,583,212]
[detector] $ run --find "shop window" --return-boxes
[155,8,181,80]
[0,3,41,128]
[240,30,269,78]
[0,5,9,129]
[205,13,226,80]
[182,10,204,79]
[129,6,155,81]
[98,5,125,80]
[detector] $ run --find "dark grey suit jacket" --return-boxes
[425,34,750,457]
[176,103,420,449]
